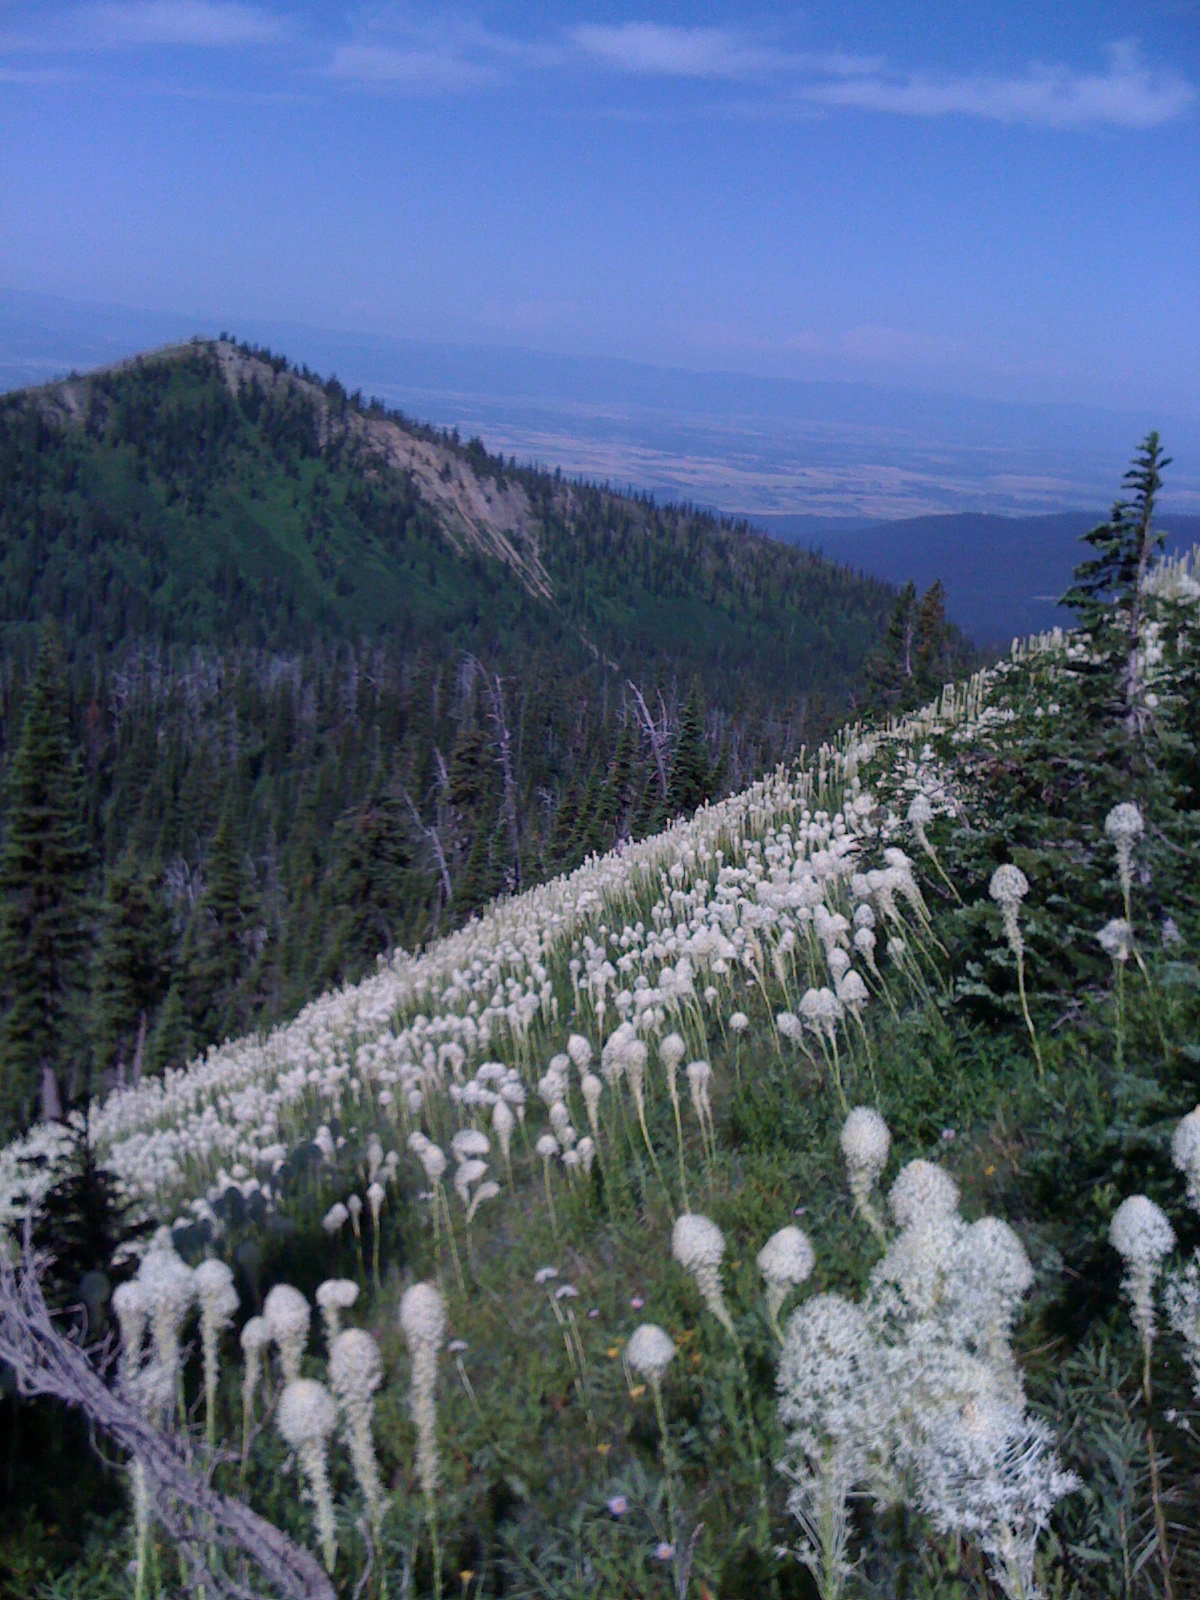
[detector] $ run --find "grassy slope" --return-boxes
[5,553,1199,1597]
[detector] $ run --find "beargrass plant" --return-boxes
[3,494,1200,1597]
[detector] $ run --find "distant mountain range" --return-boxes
[4,288,1198,522]
[753,511,1200,646]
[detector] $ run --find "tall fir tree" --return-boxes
[326,789,414,979]
[181,808,260,1043]
[665,679,715,819]
[0,628,93,1136]
[863,581,918,713]
[91,852,171,1080]
[1062,431,1170,734]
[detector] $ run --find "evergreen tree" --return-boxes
[665,679,714,818]
[145,982,192,1077]
[1062,431,1170,733]
[913,580,949,685]
[91,852,171,1080]
[20,1113,149,1312]
[0,629,92,1136]
[862,581,918,713]
[182,809,260,1042]
[327,790,413,977]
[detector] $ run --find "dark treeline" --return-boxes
[0,339,968,1137]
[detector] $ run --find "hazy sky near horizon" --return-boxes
[2,2,1199,415]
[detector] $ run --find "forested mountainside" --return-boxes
[0,340,967,1131]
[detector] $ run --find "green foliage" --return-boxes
[0,628,92,1136]
[1062,431,1171,733]
[0,341,920,1133]
[91,851,171,1078]
[860,578,968,719]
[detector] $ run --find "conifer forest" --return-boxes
[2,350,1199,1600]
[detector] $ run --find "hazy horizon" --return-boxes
[5,287,1200,521]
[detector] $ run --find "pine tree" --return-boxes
[327,790,413,977]
[146,982,193,1077]
[182,809,260,1042]
[912,580,953,698]
[21,1113,149,1310]
[91,852,171,1079]
[1062,431,1170,733]
[863,581,918,714]
[0,629,93,1136]
[665,679,714,818]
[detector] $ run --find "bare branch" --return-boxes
[0,1228,334,1600]
[402,789,453,907]
[628,680,671,799]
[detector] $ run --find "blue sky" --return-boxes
[2,2,1199,414]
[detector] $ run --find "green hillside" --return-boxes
[0,338,894,689]
[0,340,958,1131]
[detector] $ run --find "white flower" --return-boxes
[1104,803,1144,843]
[566,1033,593,1069]
[492,1097,515,1164]
[626,1323,676,1382]
[907,794,934,827]
[451,1128,490,1161]
[454,1157,489,1206]
[322,1201,349,1235]
[672,1213,725,1272]
[400,1281,446,1499]
[777,1291,881,1480]
[277,1379,338,1573]
[988,865,1028,910]
[329,1326,387,1525]
[316,1278,359,1345]
[914,1391,1079,1600]
[399,1281,447,1350]
[673,1213,733,1335]
[889,1160,960,1230]
[277,1376,337,1445]
[264,1283,311,1384]
[1110,1194,1175,1268]
[729,1012,749,1035]
[758,1225,815,1328]
[1111,1194,1175,1350]
[194,1258,238,1438]
[1097,919,1133,962]
[659,1033,686,1069]
[757,1225,815,1290]
[112,1280,147,1374]
[1170,1106,1200,1208]
[841,1108,891,1193]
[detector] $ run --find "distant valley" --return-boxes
[753,509,1200,645]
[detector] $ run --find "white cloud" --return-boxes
[325,14,563,92]
[87,2,283,47]
[328,41,499,92]
[568,23,882,84]
[804,41,1195,129]
[569,23,781,81]
[567,26,1192,129]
